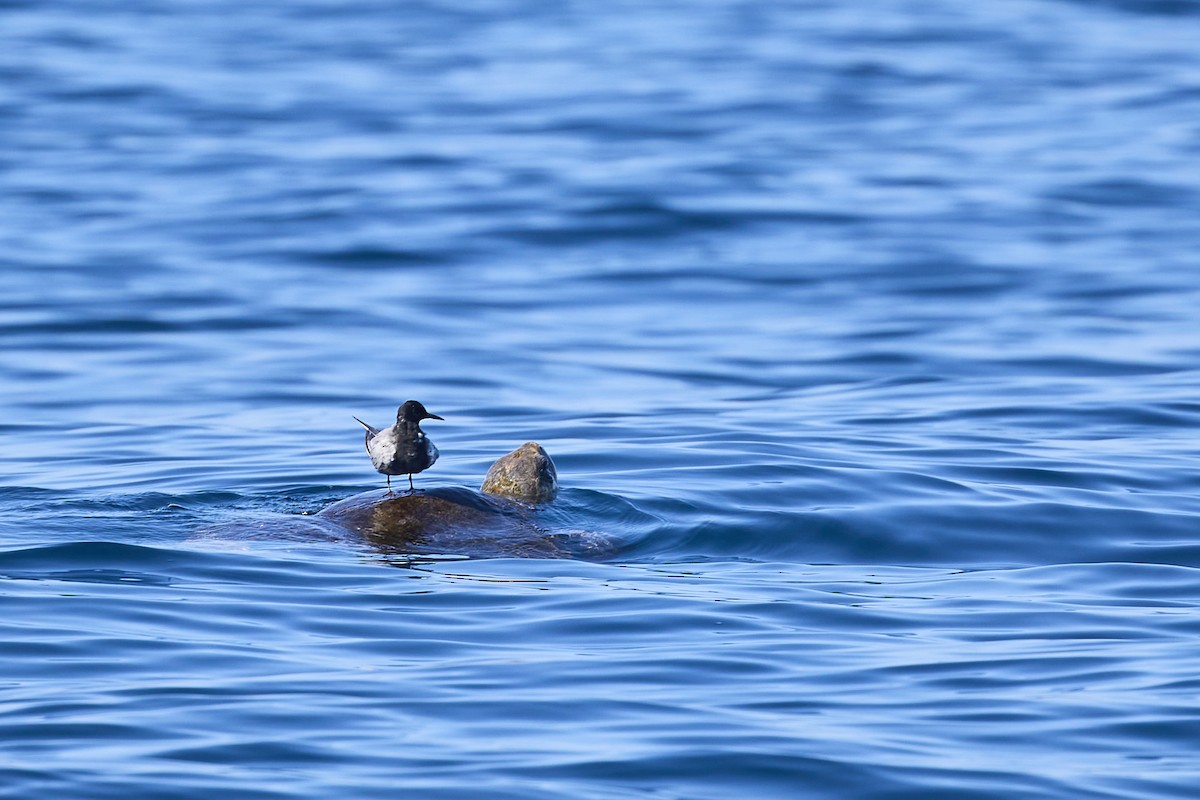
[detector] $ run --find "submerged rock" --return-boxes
[319,486,569,558]
[317,442,594,558]
[193,442,615,559]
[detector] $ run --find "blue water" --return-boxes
[3,0,1200,797]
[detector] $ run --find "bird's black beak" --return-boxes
[426,412,444,421]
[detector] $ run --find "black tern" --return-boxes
[353,400,444,492]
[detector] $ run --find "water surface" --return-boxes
[2,1,1200,798]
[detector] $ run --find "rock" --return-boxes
[319,486,569,558]
[315,441,576,558]
[480,442,558,503]
[194,442,612,559]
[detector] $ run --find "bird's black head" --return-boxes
[397,400,444,424]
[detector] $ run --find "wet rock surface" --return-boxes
[197,443,611,559]
[479,442,558,504]
[314,443,608,559]
[319,486,570,558]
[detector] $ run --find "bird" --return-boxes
[353,400,444,493]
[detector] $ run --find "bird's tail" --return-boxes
[352,416,380,436]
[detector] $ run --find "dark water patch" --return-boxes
[48,84,184,105]
[1,566,175,587]
[0,541,185,571]
[584,265,830,290]
[162,739,347,767]
[509,114,722,142]
[0,314,290,336]
[1055,0,1200,16]
[293,246,457,268]
[39,490,253,514]
[1047,178,1197,208]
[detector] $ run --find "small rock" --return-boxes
[480,442,558,504]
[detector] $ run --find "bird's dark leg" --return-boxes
[386,474,392,493]
[408,473,415,492]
